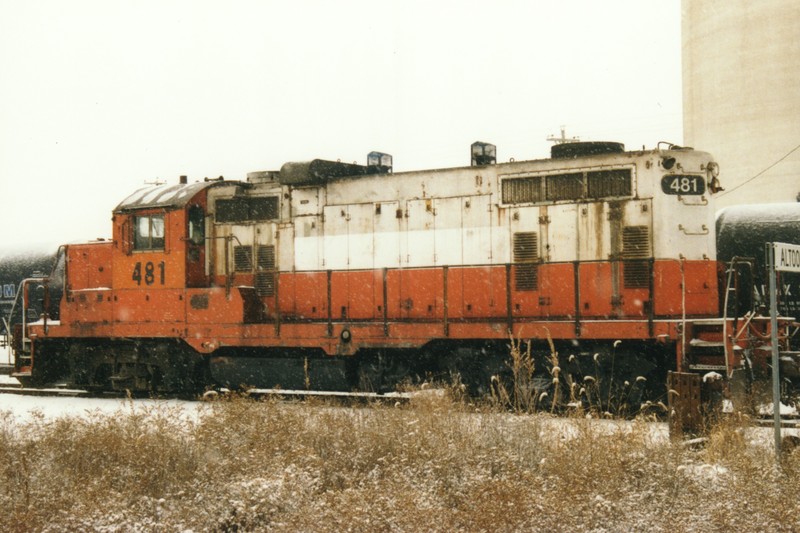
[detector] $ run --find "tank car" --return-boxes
[717,203,800,322]
[716,203,800,396]
[1,250,60,371]
[12,141,787,404]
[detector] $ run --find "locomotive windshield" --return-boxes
[134,214,165,250]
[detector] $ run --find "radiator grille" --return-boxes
[216,196,279,223]
[545,172,584,201]
[587,169,632,198]
[502,168,632,204]
[502,177,542,204]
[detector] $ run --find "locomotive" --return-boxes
[9,141,794,403]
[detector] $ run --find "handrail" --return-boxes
[7,277,47,364]
[1,315,10,365]
[733,311,756,342]
[662,257,687,368]
[196,234,244,295]
[722,259,736,378]
[724,257,756,377]
[681,259,686,367]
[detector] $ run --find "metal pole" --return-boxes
[768,243,781,456]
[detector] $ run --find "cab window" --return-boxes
[134,214,165,250]
[188,206,205,245]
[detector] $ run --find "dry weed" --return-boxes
[2,395,800,532]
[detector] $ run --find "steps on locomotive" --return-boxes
[780,351,800,379]
[686,320,730,373]
[9,354,33,378]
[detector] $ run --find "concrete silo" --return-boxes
[682,0,800,207]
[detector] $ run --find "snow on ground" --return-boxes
[0,374,19,386]
[1,385,797,449]
[0,385,208,424]
[1,352,799,450]
[0,393,205,421]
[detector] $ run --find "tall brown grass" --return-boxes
[490,333,569,414]
[2,391,800,532]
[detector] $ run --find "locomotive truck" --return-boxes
[9,141,795,404]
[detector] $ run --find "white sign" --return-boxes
[775,242,800,273]
[2,284,14,299]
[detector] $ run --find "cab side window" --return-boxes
[134,214,165,250]
[188,206,205,245]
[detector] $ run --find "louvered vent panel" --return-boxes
[249,197,279,221]
[587,169,632,198]
[513,232,539,262]
[257,245,276,270]
[622,226,650,288]
[255,245,276,296]
[623,261,650,289]
[216,196,279,223]
[622,226,650,259]
[513,232,539,291]
[502,177,543,204]
[255,272,275,297]
[515,264,538,291]
[545,173,584,201]
[234,245,253,272]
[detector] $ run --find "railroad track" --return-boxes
[0,374,796,422]
[0,382,413,403]
[753,413,800,429]
[2,383,798,431]
[0,384,92,397]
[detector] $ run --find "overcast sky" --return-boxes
[0,0,682,252]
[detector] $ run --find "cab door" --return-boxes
[186,204,207,288]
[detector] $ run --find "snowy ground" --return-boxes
[0,390,208,423]
[1,382,798,449]
[3,373,800,531]
[0,372,210,424]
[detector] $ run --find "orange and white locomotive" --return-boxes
[12,141,776,401]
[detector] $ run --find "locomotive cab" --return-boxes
[52,178,235,392]
[113,179,222,293]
